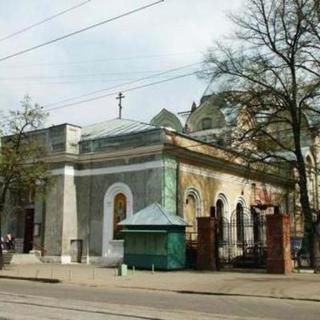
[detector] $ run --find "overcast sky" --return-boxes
[0,0,243,127]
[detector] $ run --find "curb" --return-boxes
[117,286,320,303]
[0,275,61,284]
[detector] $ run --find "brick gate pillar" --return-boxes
[266,214,292,274]
[196,217,217,270]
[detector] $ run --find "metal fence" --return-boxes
[217,216,267,268]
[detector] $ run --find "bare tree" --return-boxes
[203,0,320,265]
[0,96,49,269]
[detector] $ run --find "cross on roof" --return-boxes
[116,92,125,119]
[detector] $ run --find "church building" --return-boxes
[3,92,319,265]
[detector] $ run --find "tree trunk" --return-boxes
[295,149,315,268]
[0,188,8,270]
[0,208,3,270]
[291,92,316,268]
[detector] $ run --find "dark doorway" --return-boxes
[23,208,34,253]
[71,240,83,263]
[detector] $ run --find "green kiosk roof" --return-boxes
[118,203,188,226]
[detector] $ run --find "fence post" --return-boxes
[196,217,217,270]
[266,214,292,274]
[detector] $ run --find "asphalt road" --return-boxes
[0,279,319,320]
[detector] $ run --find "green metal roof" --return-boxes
[81,118,156,141]
[118,203,188,226]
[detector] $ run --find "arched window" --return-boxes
[236,203,244,242]
[103,182,133,257]
[216,199,224,241]
[113,193,127,239]
[184,188,202,242]
[185,194,197,238]
[306,155,316,208]
[201,117,212,130]
[251,207,260,242]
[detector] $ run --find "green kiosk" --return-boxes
[119,203,188,270]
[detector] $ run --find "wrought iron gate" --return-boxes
[217,208,267,268]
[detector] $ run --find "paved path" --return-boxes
[0,264,319,302]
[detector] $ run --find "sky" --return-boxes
[0,0,243,127]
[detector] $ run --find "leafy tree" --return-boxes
[0,96,49,269]
[203,0,320,265]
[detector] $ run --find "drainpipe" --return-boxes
[176,160,180,216]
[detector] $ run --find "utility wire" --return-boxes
[44,62,201,108]
[0,0,92,43]
[45,72,196,112]
[0,51,199,68]
[0,78,146,86]
[0,0,164,63]
[0,68,191,80]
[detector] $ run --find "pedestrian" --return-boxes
[5,232,14,250]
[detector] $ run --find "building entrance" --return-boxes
[23,208,34,253]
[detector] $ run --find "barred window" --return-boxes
[236,203,244,242]
[201,118,212,130]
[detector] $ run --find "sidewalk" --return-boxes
[1,263,320,302]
